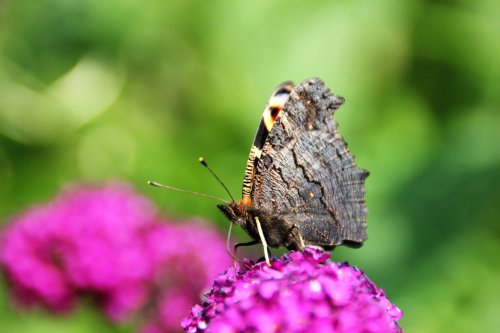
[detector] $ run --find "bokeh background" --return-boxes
[0,0,499,332]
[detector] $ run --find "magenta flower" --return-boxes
[140,221,232,333]
[0,181,233,332]
[0,183,157,320]
[182,248,403,333]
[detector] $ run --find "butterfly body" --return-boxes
[219,78,368,253]
[218,202,305,250]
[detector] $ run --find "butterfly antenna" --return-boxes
[198,157,235,202]
[147,181,228,203]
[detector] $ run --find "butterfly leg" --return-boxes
[225,223,254,269]
[234,240,260,256]
[283,224,305,251]
[292,224,305,249]
[254,216,271,266]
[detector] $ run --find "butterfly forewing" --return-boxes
[241,82,294,202]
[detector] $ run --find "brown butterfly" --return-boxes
[218,78,368,265]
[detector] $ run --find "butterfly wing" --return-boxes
[241,81,294,203]
[251,78,368,248]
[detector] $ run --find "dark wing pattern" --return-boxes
[251,78,368,248]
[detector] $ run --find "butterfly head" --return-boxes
[217,200,251,228]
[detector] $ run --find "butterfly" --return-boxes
[218,78,368,265]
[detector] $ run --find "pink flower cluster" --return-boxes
[140,223,233,333]
[0,183,231,332]
[182,248,403,333]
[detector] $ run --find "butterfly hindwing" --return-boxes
[251,78,368,248]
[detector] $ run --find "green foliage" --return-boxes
[0,0,499,332]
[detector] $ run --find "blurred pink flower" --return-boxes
[0,182,231,330]
[140,221,232,333]
[0,183,157,319]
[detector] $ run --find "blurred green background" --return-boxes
[0,0,499,332]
